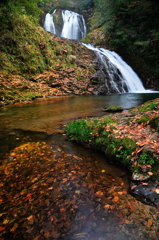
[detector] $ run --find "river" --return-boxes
[1,92,159,160]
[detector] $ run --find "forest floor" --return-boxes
[0,136,159,240]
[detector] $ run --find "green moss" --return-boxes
[66,119,92,142]
[103,105,123,112]
[21,93,42,101]
[66,116,136,169]
[105,137,136,167]
[149,114,159,131]
[136,115,150,124]
[135,100,159,112]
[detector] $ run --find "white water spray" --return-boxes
[83,44,147,93]
[44,13,56,34]
[61,10,86,40]
[43,10,86,40]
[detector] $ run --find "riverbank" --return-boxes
[66,98,159,206]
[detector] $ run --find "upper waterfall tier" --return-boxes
[43,10,86,40]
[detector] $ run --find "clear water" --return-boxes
[1,93,159,134]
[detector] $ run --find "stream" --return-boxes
[1,92,159,164]
[1,93,159,239]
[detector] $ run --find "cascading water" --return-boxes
[43,9,148,94]
[61,10,86,40]
[43,13,56,34]
[43,10,86,41]
[83,44,146,94]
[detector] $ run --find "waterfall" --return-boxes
[43,9,148,94]
[44,13,56,34]
[43,10,86,41]
[83,44,146,93]
[61,10,86,40]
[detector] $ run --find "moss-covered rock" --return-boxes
[102,105,123,112]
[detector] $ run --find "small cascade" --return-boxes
[43,13,56,34]
[61,10,86,40]
[43,10,86,41]
[84,44,146,93]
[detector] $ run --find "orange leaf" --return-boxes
[148,172,153,176]
[26,193,32,198]
[95,191,104,197]
[131,185,137,190]
[0,227,5,232]
[113,196,119,202]
[147,219,153,226]
[122,189,127,194]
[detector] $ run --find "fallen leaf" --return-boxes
[3,219,9,225]
[0,227,5,231]
[95,191,104,197]
[152,188,159,194]
[113,196,119,202]
[148,172,153,176]
[147,219,153,226]
[26,193,32,198]
[104,204,110,209]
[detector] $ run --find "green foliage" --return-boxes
[139,151,155,166]
[92,0,159,78]
[105,137,136,166]
[66,119,92,142]
[66,116,116,142]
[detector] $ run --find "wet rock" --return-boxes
[130,181,159,206]
[132,170,150,181]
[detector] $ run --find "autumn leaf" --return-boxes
[3,219,9,224]
[95,191,104,197]
[10,223,18,232]
[26,193,33,198]
[147,172,153,176]
[147,219,153,226]
[152,188,159,194]
[113,196,119,202]
[0,227,6,232]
